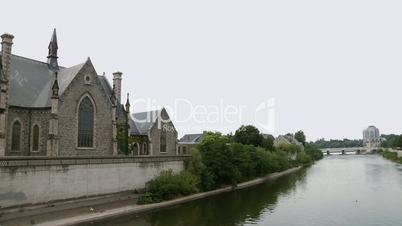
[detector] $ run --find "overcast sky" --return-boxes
[2,0,402,141]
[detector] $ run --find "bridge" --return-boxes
[320,147,380,155]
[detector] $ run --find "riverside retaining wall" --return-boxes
[0,156,188,208]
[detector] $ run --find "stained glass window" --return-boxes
[78,97,94,147]
[11,121,21,151]
[160,130,167,153]
[32,125,39,151]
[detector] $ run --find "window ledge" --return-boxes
[76,147,96,150]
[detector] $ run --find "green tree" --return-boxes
[198,132,239,187]
[233,125,263,147]
[304,143,323,161]
[261,134,274,151]
[294,130,306,145]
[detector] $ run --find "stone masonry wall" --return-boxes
[0,157,185,208]
[6,108,50,156]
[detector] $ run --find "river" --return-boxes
[87,155,402,226]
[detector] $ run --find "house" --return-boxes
[129,108,178,155]
[177,132,206,155]
[274,134,304,160]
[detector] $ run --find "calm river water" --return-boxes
[88,155,402,226]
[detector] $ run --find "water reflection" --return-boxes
[87,170,308,226]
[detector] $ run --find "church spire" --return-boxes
[47,28,59,71]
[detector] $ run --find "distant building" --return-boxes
[129,108,178,156]
[273,134,304,150]
[273,134,304,160]
[177,132,206,155]
[363,126,381,149]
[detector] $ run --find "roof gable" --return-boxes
[129,108,176,136]
[58,62,86,95]
[130,109,161,135]
[179,133,205,143]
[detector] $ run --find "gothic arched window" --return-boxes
[160,130,167,153]
[11,121,21,151]
[32,124,40,151]
[78,96,94,147]
[143,143,148,155]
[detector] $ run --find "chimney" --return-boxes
[1,33,14,82]
[112,72,122,102]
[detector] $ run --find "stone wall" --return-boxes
[0,156,187,208]
[6,107,50,156]
[177,143,197,155]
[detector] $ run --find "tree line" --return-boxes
[309,138,363,148]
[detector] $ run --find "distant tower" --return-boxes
[47,29,59,72]
[363,126,380,151]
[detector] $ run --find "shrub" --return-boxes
[137,170,199,204]
[305,144,324,161]
[296,152,313,165]
[186,149,214,191]
[382,151,398,161]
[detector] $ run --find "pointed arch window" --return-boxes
[78,96,94,147]
[32,124,40,152]
[11,121,21,151]
[160,130,167,153]
[142,143,148,155]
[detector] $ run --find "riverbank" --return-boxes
[0,166,302,226]
[380,150,402,163]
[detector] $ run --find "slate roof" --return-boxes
[129,109,161,135]
[0,53,114,108]
[6,54,56,107]
[179,133,205,144]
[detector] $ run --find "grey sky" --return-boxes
[2,0,402,141]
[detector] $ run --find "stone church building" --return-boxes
[0,29,178,157]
